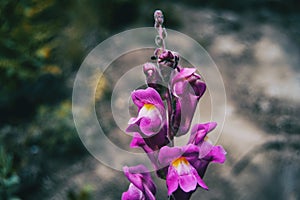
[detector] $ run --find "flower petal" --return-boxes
[158,146,183,167]
[191,166,208,190]
[175,93,199,136]
[189,122,217,145]
[139,111,163,136]
[122,183,143,200]
[171,68,196,83]
[123,165,147,191]
[131,87,164,110]
[166,165,179,195]
[206,145,227,164]
[178,174,197,193]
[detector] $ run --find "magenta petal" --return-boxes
[131,87,164,110]
[189,122,217,145]
[130,133,145,148]
[179,174,197,193]
[122,184,143,200]
[158,146,183,166]
[123,165,157,200]
[173,80,188,97]
[166,166,179,195]
[207,145,227,164]
[176,94,198,136]
[191,167,208,190]
[170,68,207,136]
[144,186,156,200]
[193,79,206,97]
[129,133,153,154]
[182,144,200,161]
[140,115,162,136]
[198,141,214,158]
[123,166,144,191]
[172,68,196,82]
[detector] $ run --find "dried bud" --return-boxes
[154,10,164,27]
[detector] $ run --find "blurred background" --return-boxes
[0,0,299,199]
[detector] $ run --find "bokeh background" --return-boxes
[1,0,299,199]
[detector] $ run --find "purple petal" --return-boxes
[173,80,188,97]
[192,78,206,98]
[143,176,157,198]
[131,87,164,110]
[123,166,145,191]
[198,141,214,159]
[170,68,207,136]
[189,159,209,178]
[182,144,200,161]
[158,146,183,167]
[123,165,157,200]
[144,185,156,200]
[179,174,197,193]
[166,165,179,195]
[122,184,143,200]
[129,133,153,154]
[189,122,217,145]
[205,145,226,164]
[175,93,198,136]
[143,124,169,150]
[171,68,196,83]
[191,166,208,190]
[139,115,162,136]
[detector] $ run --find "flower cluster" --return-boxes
[122,10,226,200]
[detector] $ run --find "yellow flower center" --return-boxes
[143,103,155,110]
[172,157,189,168]
[171,157,191,175]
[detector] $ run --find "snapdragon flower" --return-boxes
[158,144,208,197]
[188,123,226,177]
[127,87,166,137]
[122,165,157,200]
[121,9,226,200]
[170,68,206,136]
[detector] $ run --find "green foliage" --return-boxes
[26,100,84,155]
[0,0,181,198]
[67,185,94,200]
[0,147,20,200]
[0,0,70,123]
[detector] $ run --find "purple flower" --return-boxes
[127,87,166,137]
[170,68,206,136]
[188,123,226,177]
[188,122,217,144]
[158,145,208,197]
[122,165,156,200]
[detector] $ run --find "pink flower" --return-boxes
[170,68,206,136]
[188,122,226,177]
[127,87,166,137]
[158,145,208,197]
[122,165,156,200]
